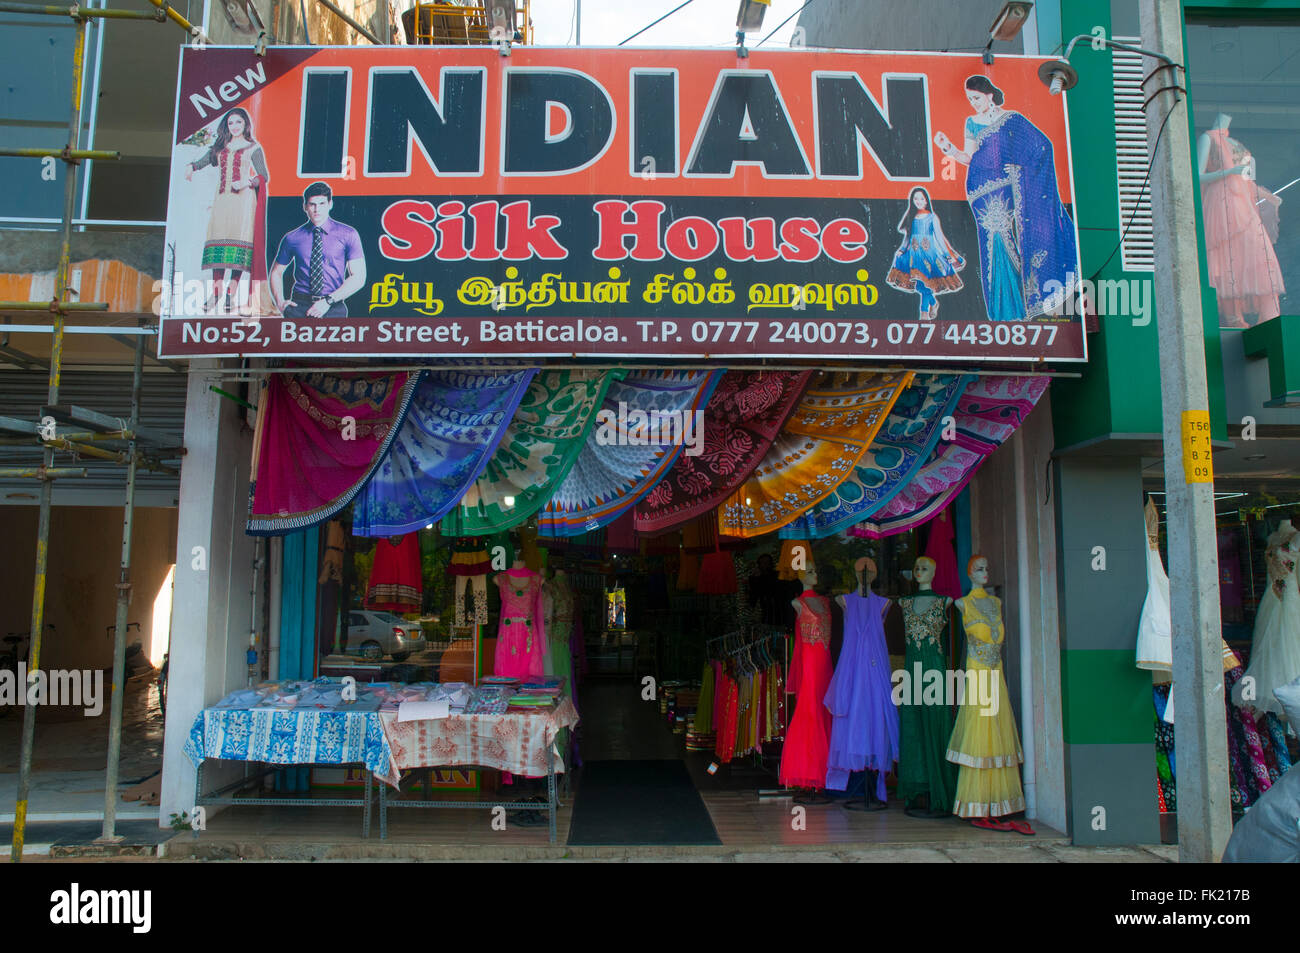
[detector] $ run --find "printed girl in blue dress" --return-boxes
[886,187,965,320]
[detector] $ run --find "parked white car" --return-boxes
[347,610,427,662]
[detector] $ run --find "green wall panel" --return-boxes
[1061,649,1155,745]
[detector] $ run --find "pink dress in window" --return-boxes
[493,568,547,679]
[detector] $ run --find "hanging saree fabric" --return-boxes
[779,374,973,539]
[718,371,913,538]
[442,368,621,536]
[366,534,423,611]
[351,368,536,537]
[633,369,812,535]
[247,370,416,535]
[850,375,1049,539]
[538,369,722,537]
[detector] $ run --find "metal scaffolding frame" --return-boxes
[1,0,201,863]
[2,0,545,862]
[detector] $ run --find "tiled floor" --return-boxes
[158,676,1106,861]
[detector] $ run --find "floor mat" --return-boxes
[567,759,721,846]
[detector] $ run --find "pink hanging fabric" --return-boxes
[248,370,414,535]
[924,507,962,600]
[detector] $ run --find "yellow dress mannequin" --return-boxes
[946,555,1028,826]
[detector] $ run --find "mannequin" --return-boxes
[1234,520,1300,720]
[781,569,834,802]
[493,557,547,679]
[826,556,898,809]
[1197,112,1285,327]
[945,555,1033,834]
[898,556,959,818]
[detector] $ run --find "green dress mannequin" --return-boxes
[898,556,958,818]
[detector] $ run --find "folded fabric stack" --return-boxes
[465,683,516,713]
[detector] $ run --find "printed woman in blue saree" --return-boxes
[935,75,1078,321]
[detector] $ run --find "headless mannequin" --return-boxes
[791,569,832,805]
[901,557,954,818]
[837,556,893,811]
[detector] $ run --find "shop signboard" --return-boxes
[158,45,1085,362]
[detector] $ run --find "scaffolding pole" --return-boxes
[7,0,197,864]
[10,8,86,866]
[98,336,143,842]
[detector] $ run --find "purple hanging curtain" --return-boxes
[352,368,537,537]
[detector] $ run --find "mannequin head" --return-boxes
[967,555,990,588]
[800,568,819,590]
[854,556,877,590]
[914,556,937,590]
[1214,111,1231,130]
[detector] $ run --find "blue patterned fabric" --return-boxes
[538,369,722,537]
[780,374,972,539]
[184,706,393,779]
[352,368,537,536]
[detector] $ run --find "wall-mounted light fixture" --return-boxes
[984,2,1033,63]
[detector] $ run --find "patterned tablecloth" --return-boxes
[376,698,580,786]
[183,707,394,780]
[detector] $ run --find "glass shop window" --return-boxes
[1185,18,1300,328]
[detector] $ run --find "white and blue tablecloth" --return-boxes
[184,707,394,781]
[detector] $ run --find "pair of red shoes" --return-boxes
[971,816,1035,835]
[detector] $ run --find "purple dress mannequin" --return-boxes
[824,589,900,798]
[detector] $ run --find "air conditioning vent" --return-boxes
[1112,36,1154,272]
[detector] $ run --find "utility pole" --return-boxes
[1140,0,1231,862]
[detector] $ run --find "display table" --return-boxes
[377,697,579,843]
[184,705,393,837]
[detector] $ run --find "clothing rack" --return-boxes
[703,624,790,774]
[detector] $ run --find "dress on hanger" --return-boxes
[1200,128,1285,327]
[366,534,422,611]
[493,568,547,679]
[946,587,1025,818]
[1234,539,1300,719]
[780,591,833,790]
[1136,518,1172,672]
[898,595,958,812]
[824,590,899,797]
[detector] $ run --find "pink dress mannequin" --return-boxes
[493,563,547,679]
[1199,118,1284,327]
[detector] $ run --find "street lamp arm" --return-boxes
[1061,33,1179,68]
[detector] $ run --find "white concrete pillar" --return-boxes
[159,360,256,825]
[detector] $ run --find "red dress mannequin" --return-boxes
[780,580,833,790]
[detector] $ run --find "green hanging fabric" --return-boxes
[442,368,622,535]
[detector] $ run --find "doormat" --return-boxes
[567,759,721,846]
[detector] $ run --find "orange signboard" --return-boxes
[159,45,1085,362]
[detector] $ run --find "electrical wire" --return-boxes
[1087,86,1180,284]
[755,0,815,48]
[617,0,694,46]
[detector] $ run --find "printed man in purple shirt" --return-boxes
[270,182,367,318]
